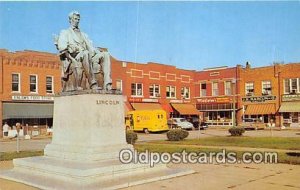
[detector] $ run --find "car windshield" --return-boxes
[180,118,187,122]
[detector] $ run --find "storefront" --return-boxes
[242,95,277,124]
[196,97,235,127]
[279,95,300,127]
[2,99,54,128]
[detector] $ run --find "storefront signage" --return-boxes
[169,99,191,103]
[197,97,232,104]
[128,98,159,103]
[242,95,276,102]
[12,95,54,101]
[282,94,300,102]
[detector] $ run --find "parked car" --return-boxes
[239,118,266,130]
[167,118,194,130]
[199,121,208,130]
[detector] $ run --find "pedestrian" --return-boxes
[2,122,9,137]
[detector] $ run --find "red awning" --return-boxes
[244,104,276,115]
[171,103,200,115]
[131,103,162,110]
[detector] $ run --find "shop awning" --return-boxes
[3,103,53,119]
[279,102,300,112]
[244,104,276,115]
[131,103,162,110]
[171,103,200,115]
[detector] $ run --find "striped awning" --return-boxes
[279,102,300,112]
[131,103,162,110]
[171,103,200,115]
[244,104,276,115]
[3,102,53,119]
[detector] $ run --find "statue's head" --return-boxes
[68,11,80,28]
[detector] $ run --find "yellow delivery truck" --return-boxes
[125,109,169,133]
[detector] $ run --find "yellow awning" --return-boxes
[131,103,162,110]
[171,103,200,115]
[244,104,276,115]
[279,102,300,112]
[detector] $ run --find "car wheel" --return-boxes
[143,128,149,134]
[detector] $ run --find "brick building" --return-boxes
[193,66,239,127]
[237,63,280,126]
[237,62,300,127]
[0,49,61,137]
[277,63,300,127]
[110,58,200,119]
[1,49,299,135]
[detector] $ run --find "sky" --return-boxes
[0,1,300,70]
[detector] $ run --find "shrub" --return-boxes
[167,129,189,141]
[126,130,138,144]
[228,127,245,136]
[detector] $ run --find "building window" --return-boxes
[291,78,298,94]
[284,79,290,94]
[225,81,232,95]
[262,81,272,95]
[149,84,160,97]
[212,82,218,96]
[46,76,53,94]
[12,73,20,92]
[30,75,38,93]
[181,87,190,99]
[200,83,207,97]
[131,83,143,96]
[116,79,122,92]
[166,86,176,98]
[245,82,254,96]
[284,78,300,94]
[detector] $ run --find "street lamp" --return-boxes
[232,79,236,128]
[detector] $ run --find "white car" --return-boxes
[168,118,194,130]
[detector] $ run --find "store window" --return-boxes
[225,81,232,95]
[166,86,176,98]
[200,83,207,97]
[149,84,160,97]
[131,83,143,96]
[30,75,38,93]
[245,82,254,96]
[181,87,190,99]
[12,73,20,92]
[262,81,272,95]
[212,82,218,96]
[46,76,53,94]
[116,79,122,92]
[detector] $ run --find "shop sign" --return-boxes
[169,99,191,103]
[282,94,300,102]
[242,95,276,102]
[197,97,232,104]
[128,98,158,103]
[12,95,54,101]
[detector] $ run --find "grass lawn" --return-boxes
[0,151,44,161]
[148,137,300,150]
[135,143,300,165]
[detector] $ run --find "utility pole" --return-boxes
[232,79,236,127]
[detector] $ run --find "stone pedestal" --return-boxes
[0,93,193,190]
